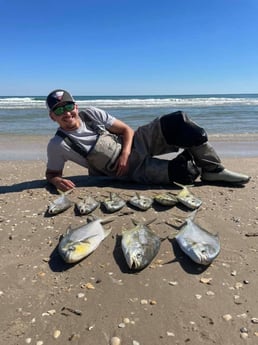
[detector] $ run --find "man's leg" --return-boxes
[160,111,250,184]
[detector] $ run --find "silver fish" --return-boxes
[121,219,161,270]
[175,211,220,265]
[103,192,126,213]
[175,182,202,210]
[154,192,178,207]
[48,190,73,215]
[129,192,153,211]
[58,217,113,263]
[75,196,99,215]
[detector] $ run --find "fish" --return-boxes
[121,219,161,270]
[47,190,73,215]
[75,196,99,215]
[58,217,113,263]
[154,192,178,207]
[129,192,153,211]
[103,192,126,213]
[175,210,220,265]
[174,182,202,210]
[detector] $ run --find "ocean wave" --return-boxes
[1,95,258,109]
[0,97,44,109]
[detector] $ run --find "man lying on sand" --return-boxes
[45,89,250,192]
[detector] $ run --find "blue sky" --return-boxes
[1,0,258,95]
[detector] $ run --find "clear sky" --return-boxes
[1,0,258,96]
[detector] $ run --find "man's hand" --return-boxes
[115,151,130,176]
[46,170,75,192]
[54,178,75,192]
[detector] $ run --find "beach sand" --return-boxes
[1,152,258,345]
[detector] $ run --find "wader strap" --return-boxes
[55,129,89,158]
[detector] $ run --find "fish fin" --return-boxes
[100,215,116,225]
[64,225,73,235]
[81,235,98,243]
[130,217,156,226]
[104,228,112,238]
[173,182,194,189]
[187,209,198,221]
[135,192,140,199]
[145,218,157,226]
[57,188,74,196]
[131,218,139,226]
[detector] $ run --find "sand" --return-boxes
[1,154,258,345]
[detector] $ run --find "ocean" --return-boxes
[1,93,258,137]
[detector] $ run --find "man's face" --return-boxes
[50,102,80,130]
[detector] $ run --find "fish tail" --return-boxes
[173,182,194,189]
[57,188,74,195]
[104,227,112,238]
[187,209,198,220]
[100,215,116,225]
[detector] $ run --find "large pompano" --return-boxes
[47,190,73,215]
[58,217,114,263]
[121,219,161,270]
[175,211,220,265]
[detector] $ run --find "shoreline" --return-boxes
[1,133,258,160]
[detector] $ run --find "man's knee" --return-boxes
[160,110,208,147]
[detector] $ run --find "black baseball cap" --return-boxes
[46,89,75,110]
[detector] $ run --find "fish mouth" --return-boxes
[129,255,145,270]
[198,252,211,265]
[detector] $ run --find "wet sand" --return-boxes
[1,133,258,160]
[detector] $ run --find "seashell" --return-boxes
[200,277,212,284]
[53,330,61,339]
[222,314,232,321]
[110,337,121,345]
[140,299,148,305]
[81,282,95,290]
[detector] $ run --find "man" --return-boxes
[45,89,250,191]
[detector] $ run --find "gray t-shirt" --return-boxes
[47,106,116,171]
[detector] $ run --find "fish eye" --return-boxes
[136,253,142,259]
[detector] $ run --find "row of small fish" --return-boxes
[58,211,220,269]
[47,184,202,216]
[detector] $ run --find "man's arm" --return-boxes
[46,169,75,191]
[108,119,134,176]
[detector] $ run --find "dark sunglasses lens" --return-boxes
[53,107,64,115]
[65,103,75,112]
[53,103,74,116]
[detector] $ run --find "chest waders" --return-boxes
[56,111,123,176]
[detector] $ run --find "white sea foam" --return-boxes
[0,97,43,109]
[1,95,258,109]
[76,97,258,108]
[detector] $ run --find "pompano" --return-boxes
[175,211,220,265]
[129,192,153,211]
[58,217,113,263]
[103,192,126,213]
[175,182,202,210]
[154,192,178,207]
[121,219,161,270]
[75,196,99,215]
[48,190,73,215]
